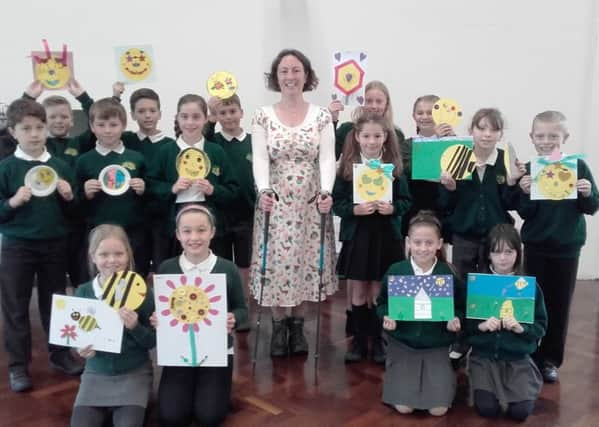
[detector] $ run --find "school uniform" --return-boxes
[517,159,599,368]
[75,143,150,276]
[334,121,406,160]
[0,147,77,368]
[156,254,248,427]
[465,278,547,419]
[377,259,464,410]
[438,148,517,279]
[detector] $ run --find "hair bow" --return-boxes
[367,159,395,180]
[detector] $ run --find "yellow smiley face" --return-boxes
[34,57,71,89]
[356,167,390,202]
[206,71,238,99]
[536,162,576,200]
[432,98,463,127]
[176,148,211,179]
[119,48,153,81]
[440,144,476,179]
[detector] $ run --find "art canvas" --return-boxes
[31,40,74,90]
[49,294,124,353]
[411,136,475,181]
[530,153,578,200]
[331,51,367,106]
[154,273,228,367]
[353,162,393,203]
[466,273,536,324]
[114,45,156,83]
[387,275,454,321]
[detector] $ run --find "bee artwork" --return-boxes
[49,294,124,353]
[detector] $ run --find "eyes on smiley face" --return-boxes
[35,57,71,89]
[119,48,153,81]
[176,148,211,179]
[356,168,390,201]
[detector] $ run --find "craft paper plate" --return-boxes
[99,164,131,196]
[206,71,238,99]
[432,98,463,127]
[101,270,147,311]
[176,148,211,179]
[24,165,58,197]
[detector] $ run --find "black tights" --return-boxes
[474,389,535,421]
[158,355,233,427]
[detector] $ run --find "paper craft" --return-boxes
[388,275,454,321]
[49,294,123,353]
[176,147,211,179]
[154,274,228,367]
[353,160,393,203]
[114,45,155,83]
[331,51,367,106]
[411,136,475,180]
[466,273,536,324]
[31,40,74,90]
[99,164,131,196]
[24,165,58,197]
[206,71,238,99]
[503,141,519,179]
[432,98,463,127]
[101,271,147,311]
[530,152,579,200]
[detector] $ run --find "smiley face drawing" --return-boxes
[24,165,58,197]
[33,55,71,89]
[432,98,463,127]
[536,162,576,200]
[176,148,211,179]
[206,71,238,99]
[101,270,147,311]
[355,166,392,202]
[119,48,153,82]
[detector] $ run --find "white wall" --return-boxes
[2,0,598,277]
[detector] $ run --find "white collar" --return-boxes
[221,130,246,142]
[92,276,103,299]
[136,131,165,143]
[178,252,217,274]
[14,146,51,162]
[95,141,125,156]
[489,265,514,275]
[360,152,382,165]
[410,256,438,276]
[176,136,204,151]
[475,148,498,167]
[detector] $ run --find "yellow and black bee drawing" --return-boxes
[71,307,101,332]
[101,270,147,311]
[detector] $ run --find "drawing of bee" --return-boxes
[71,307,100,332]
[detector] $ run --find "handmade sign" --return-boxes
[432,98,463,127]
[411,136,475,180]
[49,294,123,353]
[154,273,228,367]
[176,147,211,179]
[114,45,155,83]
[331,51,367,106]
[353,159,393,203]
[101,271,147,311]
[31,40,74,90]
[24,165,58,197]
[388,275,454,321]
[99,164,131,196]
[466,273,536,324]
[530,151,580,200]
[503,141,520,179]
[206,71,237,99]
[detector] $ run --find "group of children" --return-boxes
[0,72,596,425]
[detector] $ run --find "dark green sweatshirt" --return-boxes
[335,121,406,161]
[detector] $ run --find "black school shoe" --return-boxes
[9,366,32,392]
[541,363,559,383]
[49,349,84,375]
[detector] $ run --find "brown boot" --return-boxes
[288,317,309,355]
[270,318,288,357]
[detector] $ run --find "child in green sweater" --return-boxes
[466,224,547,421]
[0,99,83,392]
[72,224,155,427]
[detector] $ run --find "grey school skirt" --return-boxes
[468,354,542,407]
[74,361,153,408]
[383,337,456,410]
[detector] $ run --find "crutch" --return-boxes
[314,193,328,385]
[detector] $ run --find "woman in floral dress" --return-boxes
[251,49,337,357]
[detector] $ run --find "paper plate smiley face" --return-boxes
[356,167,391,202]
[24,165,58,197]
[206,71,238,99]
[101,270,147,311]
[119,48,153,82]
[536,162,576,200]
[99,165,131,196]
[176,148,211,179]
[432,98,463,127]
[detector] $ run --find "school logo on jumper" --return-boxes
[101,270,147,311]
[64,147,79,157]
[121,161,136,171]
[496,174,506,184]
[212,166,221,176]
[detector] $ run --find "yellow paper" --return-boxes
[432,98,463,127]
[206,71,237,99]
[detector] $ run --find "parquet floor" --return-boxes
[1,280,598,426]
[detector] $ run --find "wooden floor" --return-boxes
[1,280,598,427]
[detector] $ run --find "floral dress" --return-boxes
[249,104,338,307]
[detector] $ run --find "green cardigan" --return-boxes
[332,171,412,241]
[465,283,547,361]
[376,260,464,349]
[75,281,156,375]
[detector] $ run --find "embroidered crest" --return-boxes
[496,174,506,184]
[212,166,221,176]
[245,153,252,162]
[121,161,136,171]
[64,147,78,157]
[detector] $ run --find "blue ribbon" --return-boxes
[367,159,395,180]
[533,153,584,181]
